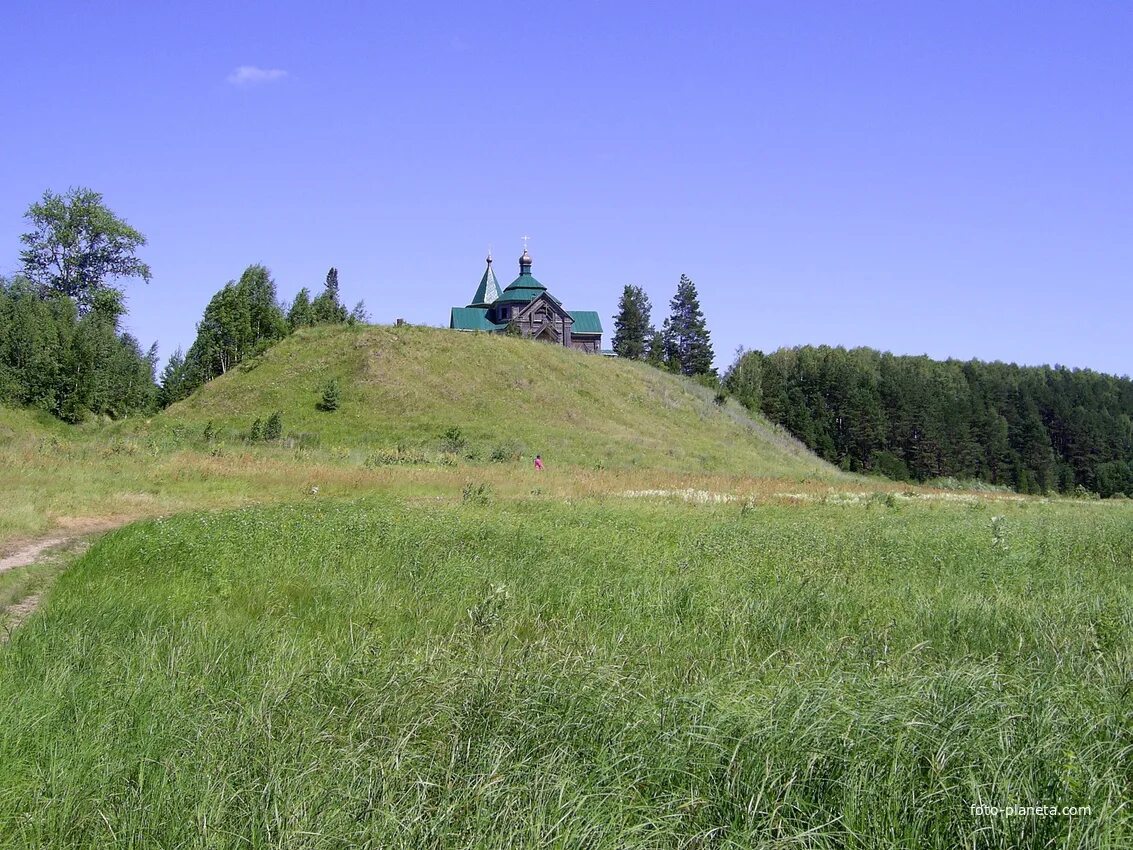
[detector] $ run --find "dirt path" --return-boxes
[0,517,133,573]
[0,535,83,573]
[1,518,133,639]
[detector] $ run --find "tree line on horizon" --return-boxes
[723,346,1133,497]
[157,265,367,407]
[0,187,365,421]
[611,280,1133,498]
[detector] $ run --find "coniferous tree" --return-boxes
[318,378,341,412]
[662,275,715,376]
[612,285,652,359]
[311,267,348,324]
[645,329,666,369]
[747,344,1133,497]
[157,348,192,408]
[264,411,283,441]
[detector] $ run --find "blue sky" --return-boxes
[1,1,1130,375]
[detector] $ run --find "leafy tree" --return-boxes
[612,285,652,359]
[19,188,151,315]
[287,288,315,330]
[662,275,715,376]
[183,265,288,389]
[349,300,369,324]
[724,348,763,412]
[0,274,156,421]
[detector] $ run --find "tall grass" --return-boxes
[1,496,1129,847]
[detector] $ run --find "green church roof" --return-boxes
[496,248,548,303]
[498,271,548,300]
[450,307,505,332]
[468,257,502,307]
[568,311,603,335]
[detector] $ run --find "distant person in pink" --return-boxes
[534,454,544,471]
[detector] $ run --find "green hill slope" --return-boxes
[160,324,832,478]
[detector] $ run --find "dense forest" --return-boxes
[725,346,1133,497]
[0,276,158,421]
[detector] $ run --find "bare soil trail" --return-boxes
[0,517,134,574]
[1,517,134,638]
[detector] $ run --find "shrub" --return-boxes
[202,420,216,443]
[461,481,491,505]
[264,411,283,441]
[248,418,263,442]
[318,378,340,412]
[441,426,467,453]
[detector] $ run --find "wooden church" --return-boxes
[449,247,603,352]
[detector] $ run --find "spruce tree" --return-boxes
[264,411,283,441]
[662,275,715,376]
[318,377,340,412]
[645,329,666,369]
[612,285,652,359]
[312,267,348,324]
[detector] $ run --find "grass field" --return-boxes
[1,495,1130,847]
[1,329,1130,847]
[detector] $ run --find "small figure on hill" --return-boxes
[534,454,544,471]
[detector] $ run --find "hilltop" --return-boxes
[157,324,831,478]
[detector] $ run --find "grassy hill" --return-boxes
[158,324,832,478]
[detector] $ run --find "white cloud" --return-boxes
[227,65,288,87]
